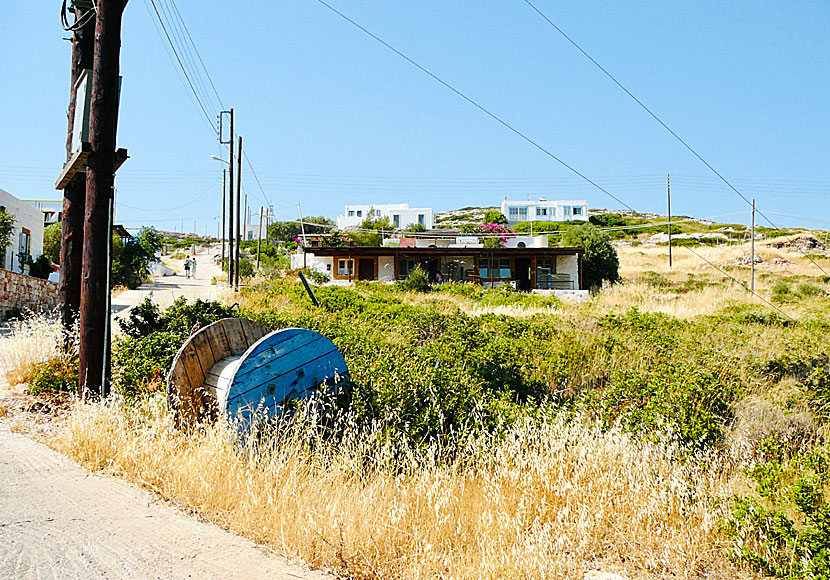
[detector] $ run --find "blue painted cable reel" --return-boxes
[167,318,350,430]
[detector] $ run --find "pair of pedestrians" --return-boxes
[183,255,197,279]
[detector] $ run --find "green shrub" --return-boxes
[771,281,795,303]
[29,356,78,395]
[798,282,825,297]
[396,265,430,293]
[725,444,830,579]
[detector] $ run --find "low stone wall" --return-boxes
[0,268,59,318]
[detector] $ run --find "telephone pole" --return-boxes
[221,169,226,263]
[667,173,672,268]
[256,206,263,271]
[751,199,756,294]
[60,1,96,335]
[79,0,127,398]
[221,109,234,286]
[235,135,242,290]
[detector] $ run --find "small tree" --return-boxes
[405,223,426,233]
[483,209,508,225]
[43,223,62,263]
[562,223,619,290]
[0,209,15,267]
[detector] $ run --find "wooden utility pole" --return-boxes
[235,136,242,290]
[242,193,248,245]
[256,207,263,271]
[79,0,127,398]
[60,2,96,335]
[751,199,756,294]
[667,173,672,268]
[221,169,226,263]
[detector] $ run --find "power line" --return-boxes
[521,0,830,278]
[312,1,816,327]
[312,0,639,215]
[145,0,216,132]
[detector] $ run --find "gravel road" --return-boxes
[0,426,330,580]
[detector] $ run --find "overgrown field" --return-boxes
[9,239,830,579]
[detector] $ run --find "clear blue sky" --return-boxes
[2,1,828,234]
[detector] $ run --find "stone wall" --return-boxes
[0,268,58,319]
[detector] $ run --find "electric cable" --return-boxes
[521,0,830,277]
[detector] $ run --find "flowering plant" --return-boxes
[469,222,516,247]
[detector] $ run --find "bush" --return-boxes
[562,223,619,290]
[771,281,795,303]
[43,223,61,263]
[483,210,507,225]
[396,265,430,293]
[29,356,78,395]
[113,298,239,395]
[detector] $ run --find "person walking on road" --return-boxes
[184,256,191,279]
[190,256,197,278]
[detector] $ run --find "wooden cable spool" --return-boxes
[166,318,349,429]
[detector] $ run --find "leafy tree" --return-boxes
[0,209,14,265]
[562,223,619,290]
[484,209,508,225]
[135,226,163,258]
[359,215,393,232]
[405,223,427,233]
[268,216,333,242]
[43,223,62,263]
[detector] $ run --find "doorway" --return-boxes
[357,258,376,281]
[515,258,532,291]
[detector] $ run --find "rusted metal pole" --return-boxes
[60,3,96,336]
[235,135,242,290]
[227,109,234,286]
[79,0,126,398]
[221,169,226,263]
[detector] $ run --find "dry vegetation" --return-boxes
[56,398,751,579]
[4,233,830,579]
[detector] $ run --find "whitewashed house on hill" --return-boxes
[337,204,434,230]
[500,197,589,224]
[0,187,45,274]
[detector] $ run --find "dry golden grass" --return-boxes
[55,398,755,580]
[0,315,64,385]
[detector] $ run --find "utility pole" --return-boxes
[256,206,263,271]
[60,1,96,336]
[751,198,756,294]
[667,173,672,268]
[242,193,248,245]
[221,169,226,263]
[79,0,127,399]
[298,202,307,246]
[235,135,242,290]
[223,109,234,286]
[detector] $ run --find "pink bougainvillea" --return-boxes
[471,223,516,247]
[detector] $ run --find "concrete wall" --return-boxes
[556,254,580,288]
[0,187,45,273]
[0,268,58,318]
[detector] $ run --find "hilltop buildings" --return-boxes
[500,197,589,225]
[336,204,434,230]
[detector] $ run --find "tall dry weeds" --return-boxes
[56,397,754,579]
[0,314,64,385]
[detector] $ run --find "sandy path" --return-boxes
[0,426,330,580]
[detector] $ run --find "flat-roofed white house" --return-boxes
[0,187,45,274]
[500,197,589,224]
[337,204,434,230]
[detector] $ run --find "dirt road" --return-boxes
[0,426,330,580]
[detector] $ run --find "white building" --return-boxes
[500,198,589,224]
[0,187,45,274]
[336,204,434,230]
